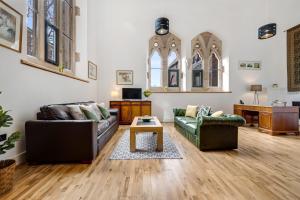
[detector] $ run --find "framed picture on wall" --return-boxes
[88,61,97,80]
[239,61,261,70]
[0,1,23,53]
[116,70,133,85]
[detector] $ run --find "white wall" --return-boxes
[0,0,99,163]
[92,0,300,122]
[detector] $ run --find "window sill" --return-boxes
[151,91,232,94]
[21,59,89,83]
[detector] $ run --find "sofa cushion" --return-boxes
[67,105,87,120]
[80,105,101,122]
[175,117,197,134]
[97,120,110,136]
[107,115,117,126]
[211,110,224,117]
[185,105,198,118]
[97,104,111,119]
[90,103,103,120]
[41,105,72,120]
[197,105,211,118]
[185,123,197,135]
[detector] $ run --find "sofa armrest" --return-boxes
[25,120,98,163]
[173,108,186,116]
[199,115,246,127]
[108,108,119,116]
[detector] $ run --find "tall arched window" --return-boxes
[191,32,224,91]
[148,33,181,91]
[150,51,162,87]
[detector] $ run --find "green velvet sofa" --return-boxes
[173,108,245,151]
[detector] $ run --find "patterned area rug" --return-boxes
[109,130,182,160]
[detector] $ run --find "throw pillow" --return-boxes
[97,103,111,119]
[185,105,198,118]
[90,103,103,120]
[67,105,86,120]
[211,111,224,117]
[80,105,101,122]
[197,105,211,118]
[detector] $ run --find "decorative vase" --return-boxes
[0,159,16,195]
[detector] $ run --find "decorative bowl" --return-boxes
[141,116,152,122]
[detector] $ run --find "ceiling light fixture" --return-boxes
[155,17,169,35]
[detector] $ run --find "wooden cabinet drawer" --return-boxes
[259,112,272,130]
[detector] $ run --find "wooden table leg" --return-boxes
[130,129,136,152]
[156,129,163,152]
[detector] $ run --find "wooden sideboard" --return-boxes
[234,104,299,135]
[110,100,152,125]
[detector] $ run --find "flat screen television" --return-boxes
[122,88,142,100]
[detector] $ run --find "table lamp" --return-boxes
[250,85,262,105]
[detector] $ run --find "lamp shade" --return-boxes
[155,17,169,35]
[250,85,262,92]
[258,23,276,39]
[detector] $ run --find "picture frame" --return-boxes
[116,70,133,85]
[0,1,23,53]
[45,21,59,65]
[88,61,97,80]
[239,61,261,70]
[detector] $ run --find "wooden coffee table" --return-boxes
[130,116,163,152]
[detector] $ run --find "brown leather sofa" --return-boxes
[25,102,119,164]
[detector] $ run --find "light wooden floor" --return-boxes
[1,124,300,200]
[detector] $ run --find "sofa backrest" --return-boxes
[38,101,95,120]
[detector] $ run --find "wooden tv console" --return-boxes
[234,104,299,135]
[110,100,151,125]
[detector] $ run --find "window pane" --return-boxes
[151,51,161,69]
[26,0,38,56]
[192,53,202,70]
[63,36,72,70]
[45,23,58,65]
[168,51,178,69]
[45,0,57,25]
[62,0,72,37]
[192,70,203,87]
[150,51,162,87]
[168,70,179,87]
[209,53,219,87]
[151,69,162,87]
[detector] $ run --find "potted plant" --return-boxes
[143,89,152,100]
[0,93,21,195]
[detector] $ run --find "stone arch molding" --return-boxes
[148,33,182,91]
[191,32,224,91]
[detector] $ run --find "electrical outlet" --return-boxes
[0,134,7,142]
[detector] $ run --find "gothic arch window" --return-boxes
[148,33,181,91]
[191,32,224,91]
